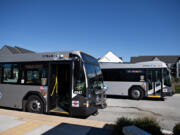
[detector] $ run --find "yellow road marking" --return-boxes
[0,121,42,135]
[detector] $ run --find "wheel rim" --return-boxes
[29,99,41,112]
[132,90,141,99]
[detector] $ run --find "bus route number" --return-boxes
[73,91,82,94]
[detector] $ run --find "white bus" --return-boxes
[0,51,106,117]
[101,61,172,99]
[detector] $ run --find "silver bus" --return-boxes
[0,51,106,117]
[101,61,172,99]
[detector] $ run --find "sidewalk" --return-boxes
[0,109,113,135]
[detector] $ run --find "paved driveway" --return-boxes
[88,94,180,131]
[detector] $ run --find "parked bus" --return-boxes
[101,61,172,99]
[0,51,106,117]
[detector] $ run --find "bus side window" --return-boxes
[0,64,2,83]
[163,69,171,87]
[147,70,153,90]
[74,62,85,91]
[155,69,161,87]
[2,64,19,83]
[102,69,122,81]
[23,64,48,85]
[125,69,145,82]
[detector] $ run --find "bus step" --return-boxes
[147,95,161,98]
[50,107,69,115]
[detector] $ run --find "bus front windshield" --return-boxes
[163,68,172,87]
[80,52,103,90]
[85,63,103,90]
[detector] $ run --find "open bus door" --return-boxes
[146,69,165,99]
[48,61,73,115]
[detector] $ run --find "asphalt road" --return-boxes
[88,94,180,131]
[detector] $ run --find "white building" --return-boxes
[98,51,123,63]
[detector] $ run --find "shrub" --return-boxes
[175,85,180,94]
[133,117,162,135]
[173,78,180,84]
[113,117,133,135]
[173,122,180,135]
[113,117,162,135]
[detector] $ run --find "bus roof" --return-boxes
[0,51,81,63]
[100,61,168,69]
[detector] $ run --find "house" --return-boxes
[131,56,180,78]
[98,51,123,63]
[0,45,35,55]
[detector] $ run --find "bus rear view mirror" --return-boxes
[104,84,108,91]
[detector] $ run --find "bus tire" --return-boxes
[92,111,99,116]
[100,102,107,109]
[26,95,44,113]
[129,87,144,100]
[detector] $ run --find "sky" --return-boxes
[0,0,179,61]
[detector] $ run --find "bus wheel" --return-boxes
[26,95,44,113]
[100,103,107,109]
[92,111,99,116]
[130,87,144,100]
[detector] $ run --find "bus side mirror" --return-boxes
[104,84,108,91]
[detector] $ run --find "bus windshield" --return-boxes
[85,63,103,90]
[163,68,172,87]
[80,52,103,90]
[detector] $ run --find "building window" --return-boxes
[2,64,19,83]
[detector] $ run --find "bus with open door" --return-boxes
[101,61,172,100]
[0,51,106,117]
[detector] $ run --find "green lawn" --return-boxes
[175,85,180,94]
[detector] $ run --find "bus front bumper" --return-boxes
[71,105,98,117]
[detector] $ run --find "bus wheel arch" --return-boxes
[128,86,145,100]
[22,91,46,113]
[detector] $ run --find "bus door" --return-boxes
[146,69,163,98]
[48,61,72,115]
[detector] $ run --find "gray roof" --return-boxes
[0,45,35,55]
[131,56,180,64]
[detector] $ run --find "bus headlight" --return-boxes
[83,100,89,107]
